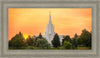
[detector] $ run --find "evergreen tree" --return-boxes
[74,33,78,39]
[39,33,42,39]
[72,34,78,48]
[72,38,77,48]
[52,33,60,48]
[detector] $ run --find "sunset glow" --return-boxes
[8,8,92,40]
[23,34,29,40]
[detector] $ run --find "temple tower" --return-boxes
[45,11,55,45]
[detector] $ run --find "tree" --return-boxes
[74,33,78,39]
[52,33,60,48]
[38,33,42,39]
[72,38,77,48]
[72,34,78,48]
[63,41,72,49]
[80,29,91,47]
[34,33,43,46]
[76,37,82,45]
[62,35,72,45]
[26,36,34,46]
[9,32,27,48]
[36,38,50,49]
[89,33,92,47]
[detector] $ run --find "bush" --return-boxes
[72,45,77,49]
[36,38,50,49]
[63,41,72,49]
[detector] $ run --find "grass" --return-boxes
[77,47,91,49]
[9,46,91,50]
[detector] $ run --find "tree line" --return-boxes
[9,29,91,49]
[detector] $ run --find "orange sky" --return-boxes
[8,8,92,40]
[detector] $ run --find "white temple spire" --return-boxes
[45,11,55,45]
[49,11,52,24]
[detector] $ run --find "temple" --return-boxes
[33,11,63,45]
[45,11,55,45]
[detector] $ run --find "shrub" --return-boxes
[63,41,72,49]
[36,38,50,49]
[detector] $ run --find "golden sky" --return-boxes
[8,8,92,40]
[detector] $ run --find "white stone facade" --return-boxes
[44,12,55,45]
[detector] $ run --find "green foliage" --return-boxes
[34,33,43,46]
[76,37,82,45]
[35,38,50,49]
[26,36,34,46]
[72,34,78,48]
[63,41,72,49]
[27,46,34,49]
[62,35,72,45]
[9,32,27,48]
[52,33,61,48]
[80,29,91,47]
[9,29,91,50]
[72,38,77,48]
[38,33,42,39]
[72,45,77,49]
